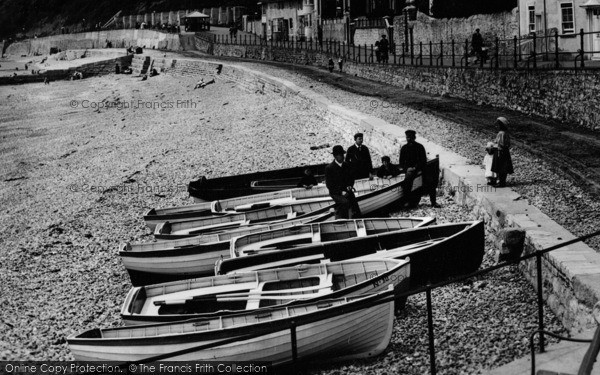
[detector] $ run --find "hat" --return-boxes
[405,129,416,137]
[331,145,346,155]
[381,156,391,162]
[496,117,509,126]
[354,132,364,140]
[486,142,494,149]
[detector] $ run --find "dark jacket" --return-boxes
[345,144,373,179]
[399,141,427,172]
[325,161,355,196]
[376,163,401,178]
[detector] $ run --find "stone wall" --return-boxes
[322,19,346,42]
[354,28,389,47]
[5,30,182,57]
[0,55,133,85]
[395,9,519,55]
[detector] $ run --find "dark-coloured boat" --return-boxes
[216,221,485,288]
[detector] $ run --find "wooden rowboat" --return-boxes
[154,199,335,240]
[231,217,436,257]
[155,173,416,241]
[121,216,425,287]
[188,157,439,203]
[188,163,328,202]
[144,183,338,231]
[120,259,409,325]
[120,212,333,286]
[68,289,396,365]
[217,221,485,288]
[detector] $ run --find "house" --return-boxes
[518,0,600,59]
[259,0,318,41]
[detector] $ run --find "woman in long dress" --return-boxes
[491,117,514,187]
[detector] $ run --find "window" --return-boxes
[560,2,574,34]
[528,5,536,32]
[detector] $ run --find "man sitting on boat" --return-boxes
[297,168,318,189]
[399,130,440,208]
[326,145,361,219]
[376,156,401,179]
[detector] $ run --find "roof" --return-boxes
[580,0,600,8]
[183,11,210,18]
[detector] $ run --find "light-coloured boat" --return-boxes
[217,221,485,288]
[68,289,396,365]
[120,212,334,286]
[121,259,409,325]
[154,175,408,241]
[144,183,340,231]
[231,217,436,258]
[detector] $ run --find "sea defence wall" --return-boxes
[5,30,181,57]
[209,44,600,132]
[0,55,133,85]
[139,55,600,334]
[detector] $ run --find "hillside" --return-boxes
[0,0,259,38]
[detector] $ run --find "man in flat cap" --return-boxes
[326,145,361,219]
[399,130,440,208]
[345,132,373,180]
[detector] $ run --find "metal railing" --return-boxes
[112,228,600,374]
[208,28,600,71]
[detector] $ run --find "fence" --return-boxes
[111,228,600,375]
[209,28,600,70]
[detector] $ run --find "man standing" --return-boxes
[472,28,484,63]
[399,130,440,208]
[379,34,389,63]
[345,132,373,180]
[326,145,361,219]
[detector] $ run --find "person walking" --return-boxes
[379,34,389,63]
[326,145,361,219]
[491,117,514,187]
[399,130,440,208]
[472,28,484,63]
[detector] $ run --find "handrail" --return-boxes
[578,325,600,375]
[529,330,593,375]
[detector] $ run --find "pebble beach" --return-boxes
[0,69,567,374]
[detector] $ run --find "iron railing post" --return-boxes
[439,40,444,66]
[429,40,433,66]
[514,36,518,69]
[555,30,560,68]
[536,252,545,353]
[426,288,437,375]
[419,42,423,65]
[290,321,298,363]
[532,32,537,69]
[580,28,586,68]
[452,39,456,67]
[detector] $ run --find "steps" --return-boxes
[132,55,151,76]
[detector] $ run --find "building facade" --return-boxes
[518,0,600,59]
[260,0,318,40]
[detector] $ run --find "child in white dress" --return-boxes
[484,142,497,185]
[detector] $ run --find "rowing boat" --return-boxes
[144,184,338,231]
[188,164,328,202]
[155,173,412,240]
[231,217,436,257]
[217,221,485,288]
[120,259,409,325]
[121,216,427,287]
[68,289,395,365]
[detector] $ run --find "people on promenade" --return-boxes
[483,142,497,185]
[377,156,401,179]
[379,34,389,63]
[346,132,373,180]
[472,28,484,63]
[399,130,440,208]
[491,117,514,187]
[328,58,335,72]
[326,145,361,219]
[297,168,318,189]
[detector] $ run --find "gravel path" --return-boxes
[0,70,565,374]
